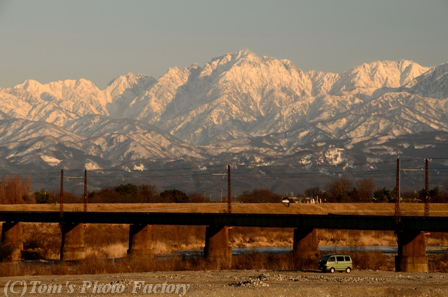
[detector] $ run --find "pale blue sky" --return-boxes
[0,0,447,89]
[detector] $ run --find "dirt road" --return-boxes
[1,270,447,297]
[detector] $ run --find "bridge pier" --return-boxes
[60,223,86,261]
[204,225,232,268]
[293,228,318,262]
[1,222,23,261]
[128,224,152,256]
[395,231,428,272]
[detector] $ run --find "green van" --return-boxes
[318,254,352,273]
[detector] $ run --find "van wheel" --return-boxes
[346,267,351,273]
[330,268,335,273]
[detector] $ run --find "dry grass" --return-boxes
[230,227,293,248]
[318,230,397,246]
[427,232,448,246]
[9,223,448,261]
[0,249,397,277]
[0,244,14,262]
[23,223,61,259]
[8,221,448,256]
[1,203,448,275]
[232,251,298,271]
[0,254,215,277]
[0,229,445,276]
[9,202,442,257]
[19,223,208,259]
[2,202,448,216]
[432,251,448,272]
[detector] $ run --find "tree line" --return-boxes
[87,184,212,203]
[33,183,213,204]
[0,175,33,204]
[314,177,448,203]
[236,177,448,203]
[2,175,448,204]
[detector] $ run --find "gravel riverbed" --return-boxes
[1,270,447,297]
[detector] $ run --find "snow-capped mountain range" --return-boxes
[1,49,448,194]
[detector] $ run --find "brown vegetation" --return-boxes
[237,189,282,203]
[3,202,448,215]
[435,251,448,273]
[0,244,14,262]
[0,175,33,204]
[325,177,377,202]
[1,221,448,276]
[87,184,212,203]
[1,249,448,277]
[15,223,423,260]
[3,173,448,207]
[230,227,293,248]
[1,203,448,275]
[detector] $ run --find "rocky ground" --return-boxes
[1,270,447,297]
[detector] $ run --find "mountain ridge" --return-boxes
[1,50,447,194]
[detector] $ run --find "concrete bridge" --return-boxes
[2,211,448,272]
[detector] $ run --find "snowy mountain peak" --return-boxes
[235,48,256,59]
[105,72,154,99]
[406,62,448,98]
[208,49,258,69]
[107,72,150,87]
[329,60,428,96]
[1,49,448,188]
[14,79,43,91]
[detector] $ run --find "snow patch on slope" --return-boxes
[40,155,61,166]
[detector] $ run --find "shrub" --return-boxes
[160,189,188,203]
[237,189,282,203]
[0,244,14,262]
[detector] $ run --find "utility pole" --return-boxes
[84,169,88,212]
[60,169,64,218]
[425,159,430,217]
[227,165,231,214]
[212,167,232,211]
[395,157,401,225]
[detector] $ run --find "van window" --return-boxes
[345,256,350,261]
[328,256,335,262]
[336,256,344,262]
[320,255,330,262]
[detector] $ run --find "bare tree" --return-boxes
[354,177,375,202]
[326,177,352,202]
[304,187,322,198]
[0,175,29,204]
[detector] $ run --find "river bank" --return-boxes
[1,270,448,297]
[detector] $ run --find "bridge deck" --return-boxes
[1,211,448,232]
